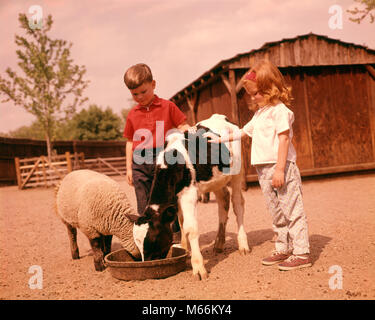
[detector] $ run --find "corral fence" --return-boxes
[1,137,127,187]
[14,152,126,189]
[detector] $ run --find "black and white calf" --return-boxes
[143,114,250,280]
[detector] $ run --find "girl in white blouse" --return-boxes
[205,60,311,271]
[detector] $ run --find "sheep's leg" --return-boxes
[180,187,207,280]
[65,223,79,260]
[230,175,250,255]
[89,236,106,272]
[213,187,230,253]
[103,235,113,256]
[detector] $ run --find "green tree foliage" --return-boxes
[348,0,375,23]
[60,105,123,141]
[5,105,124,141]
[0,14,89,160]
[6,121,46,140]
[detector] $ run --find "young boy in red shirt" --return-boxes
[123,63,189,228]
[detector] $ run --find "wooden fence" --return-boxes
[83,157,126,177]
[14,152,126,189]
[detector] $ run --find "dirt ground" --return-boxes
[1,171,375,300]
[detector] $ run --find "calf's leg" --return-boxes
[180,187,207,280]
[230,175,250,255]
[213,187,230,253]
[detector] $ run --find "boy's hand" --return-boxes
[202,132,221,143]
[272,168,285,189]
[187,126,197,134]
[126,171,133,186]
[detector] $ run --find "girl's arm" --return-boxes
[272,130,290,188]
[204,129,247,143]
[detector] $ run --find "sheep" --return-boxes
[55,169,176,271]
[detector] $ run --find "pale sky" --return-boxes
[0,0,374,133]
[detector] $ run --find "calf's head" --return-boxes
[133,203,177,261]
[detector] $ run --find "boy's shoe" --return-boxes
[278,254,312,271]
[262,251,291,266]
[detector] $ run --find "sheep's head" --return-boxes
[133,203,177,261]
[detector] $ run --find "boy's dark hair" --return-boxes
[124,63,153,89]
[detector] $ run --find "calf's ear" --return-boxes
[161,204,177,224]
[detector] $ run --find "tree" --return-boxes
[6,121,46,140]
[0,13,89,161]
[348,0,375,23]
[63,104,123,141]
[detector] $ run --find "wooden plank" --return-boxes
[228,69,240,125]
[41,156,47,186]
[186,93,199,124]
[366,65,375,80]
[301,70,315,169]
[210,79,233,121]
[220,74,231,93]
[65,152,72,172]
[21,158,42,189]
[47,160,64,180]
[367,69,375,161]
[98,158,125,176]
[14,157,22,189]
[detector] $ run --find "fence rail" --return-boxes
[83,157,126,177]
[15,152,84,189]
[14,152,126,189]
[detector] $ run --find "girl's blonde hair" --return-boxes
[243,59,293,108]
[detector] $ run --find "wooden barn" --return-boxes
[170,33,375,183]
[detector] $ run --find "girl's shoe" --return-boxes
[262,251,291,266]
[278,254,312,271]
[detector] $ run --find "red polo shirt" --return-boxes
[123,95,187,150]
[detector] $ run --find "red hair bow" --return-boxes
[245,71,256,82]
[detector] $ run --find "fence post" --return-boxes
[65,152,72,172]
[14,157,22,189]
[80,152,85,169]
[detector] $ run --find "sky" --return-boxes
[0,0,374,133]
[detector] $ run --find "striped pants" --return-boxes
[256,161,310,255]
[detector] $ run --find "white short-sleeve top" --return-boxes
[242,103,297,165]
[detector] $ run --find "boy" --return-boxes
[123,63,189,238]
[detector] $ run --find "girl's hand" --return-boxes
[202,132,221,143]
[272,168,285,189]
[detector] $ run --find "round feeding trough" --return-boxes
[104,246,187,281]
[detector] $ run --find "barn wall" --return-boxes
[305,65,374,168]
[184,64,375,182]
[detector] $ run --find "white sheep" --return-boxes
[55,169,176,271]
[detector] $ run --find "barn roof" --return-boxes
[171,33,375,103]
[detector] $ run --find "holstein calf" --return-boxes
[143,114,250,280]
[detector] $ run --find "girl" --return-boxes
[205,60,311,271]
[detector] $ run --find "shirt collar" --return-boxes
[135,95,162,110]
